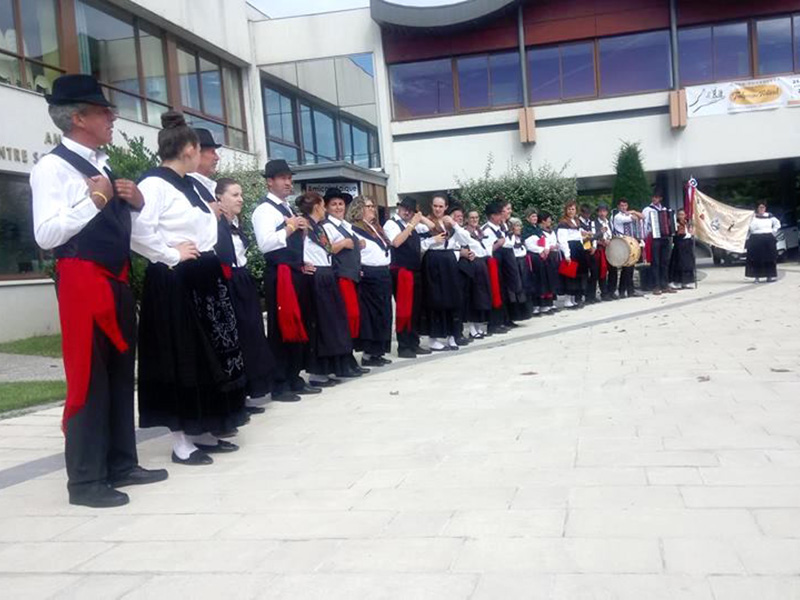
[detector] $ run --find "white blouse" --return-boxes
[355,222,391,267]
[556,220,582,260]
[464,228,490,258]
[303,226,332,267]
[131,173,218,267]
[322,215,353,244]
[230,217,248,268]
[748,214,780,236]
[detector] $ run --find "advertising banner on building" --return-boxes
[304,182,360,197]
[686,76,800,118]
[693,189,753,253]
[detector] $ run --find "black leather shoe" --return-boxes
[455,336,470,346]
[195,440,239,454]
[109,466,169,489]
[355,365,371,374]
[335,367,363,378]
[215,428,238,438]
[296,383,322,395]
[69,483,129,508]
[413,345,432,355]
[272,391,302,402]
[245,405,266,415]
[171,450,213,465]
[362,355,387,367]
[310,379,337,388]
[397,348,416,359]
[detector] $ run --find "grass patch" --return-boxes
[0,380,66,414]
[0,334,62,358]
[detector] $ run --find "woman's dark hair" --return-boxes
[157,110,199,161]
[295,191,323,216]
[539,210,552,222]
[485,200,503,217]
[215,177,239,198]
[756,200,767,209]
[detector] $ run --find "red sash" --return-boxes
[56,258,130,432]
[338,277,360,338]
[277,264,308,342]
[486,257,503,309]
[596,247,608,280]
[644,236,653,263]
[394,267,414,333]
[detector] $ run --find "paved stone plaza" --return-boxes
[1,265,799,599]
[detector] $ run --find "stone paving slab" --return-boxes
[0,266,799,599]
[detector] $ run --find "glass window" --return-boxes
[714,22,750,81]
[313,110,336,161]
[0,175,50,277]
[489,51,522,106]
[560,42,595,98]
[265,87,295,143]
[457,55,489,109]
[300,104,314,158]
[177,47,200,110]
[0,0,62,92]
[184,113,224,144]
[757,17,794,75]
[679,27,712,85]
[352,125,369,167]
[341,121,353,163]
[269,141,299,163]
[599,30,672,96]
[528,46,560,103]
[222,65,244,129]
[390,59,454,118]
[139,24,167,105]
[199,55,223,118]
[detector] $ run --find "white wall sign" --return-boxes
[687,76,800,118]
[304,182,360,197]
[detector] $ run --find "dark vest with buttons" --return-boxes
[50,144,132,275]
[390,218,422,271]
[261,196,304,268]
[325,218,361,282]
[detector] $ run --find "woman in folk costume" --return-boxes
[668,208,696,289]
[321,188,370,378]
[420,193,472,351]
[446,203,475,346]
[464,210,494,339]
[508,217,533,321]
[556,200,590,309]
[295,191,356,385]
[538,211,561,314]
[522,207,544,316]
[745,200,780,283]
[481,201,512,334]
[133,111,247,466]
[31,74,167,507]
[348,196,394,367]
[214,178,275,413]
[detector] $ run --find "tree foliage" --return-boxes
[453,156,577,219]
[611,141,650,210]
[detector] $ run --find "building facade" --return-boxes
[1,0,799,340]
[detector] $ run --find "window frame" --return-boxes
[753,14,798,77]
[526,39,599,107]
[0,0,65,91]
[597,29,674,98]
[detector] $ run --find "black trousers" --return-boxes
[585,250,600,300]
[608,265,635,296]
[63,278,138,493]
[264,265,307,393]
[650,238,671,291]
[391,268,422,352]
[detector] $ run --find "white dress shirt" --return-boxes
[423,221,471,258]
[30,137,109,250]
[188,172,217,199]
[748,214,780,237]
[556,219,582,260]
[252,192,294,254]
[131,173,218,267]
[482,221,505,252]
[355,222,391,267]
[304,228,332,267]
[465,228,490,258]
[230,216,248,267]
[383,217,429,244]
[612,211,634,236]
[322,215,353,244]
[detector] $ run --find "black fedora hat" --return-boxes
[194,128,222,149]
[45,74,114,107]
[263,159,293,179]
[397,197,417,211]
[323,187,344,204]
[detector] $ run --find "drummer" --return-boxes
[609,198,643,299]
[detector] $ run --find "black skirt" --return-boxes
[469,256,492,323]
[745,233,778,278]
[561,241,587,295]
[229,267,274,397]
[138,254,247,435]
[669,235,695,285]
[300,266,353,375]
[528,253,543,301]
[421,249,462,338]
[356,265,392,357]
[499,247,522,295]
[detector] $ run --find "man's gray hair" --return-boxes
[48,103,90,134]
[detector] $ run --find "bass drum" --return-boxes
[606,236,641,268]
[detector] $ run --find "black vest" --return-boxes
[188,175,238,267]
[325,218,361,282]
[261,196,304,268]
[50,144,131,274]
[389,218,422,271]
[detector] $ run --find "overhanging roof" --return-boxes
[371,0,519,33]
[291,162,388,186]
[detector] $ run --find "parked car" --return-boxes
[711,211,798,265]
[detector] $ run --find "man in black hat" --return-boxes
[642,188,675,295]
[187,128,222,205]
[252,159,320,400]
[383,197,434,358]
[31,74,168,508]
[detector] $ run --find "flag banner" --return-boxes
[686,76,800,118]
[693,190,753,254]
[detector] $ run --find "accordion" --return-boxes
[648,208,676,239]
[621,218,645,240]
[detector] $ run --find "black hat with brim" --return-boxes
[263,159,293,179]
[397,197,417,211]
[195,128,222,149]
[324,187,344,204]
[45,74,114,107]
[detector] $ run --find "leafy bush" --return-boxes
[611,141,650,210]
[453,156,577,218]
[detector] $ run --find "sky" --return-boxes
[250,0,455,18]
